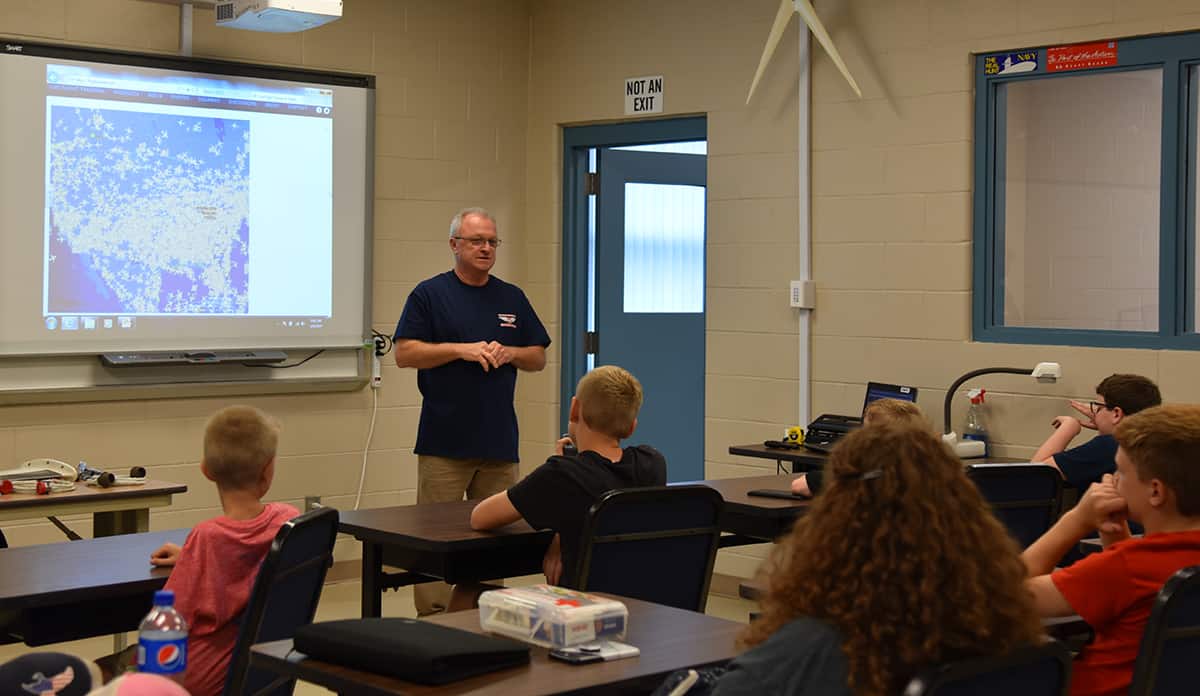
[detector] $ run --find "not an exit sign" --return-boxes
[624,75,663,115]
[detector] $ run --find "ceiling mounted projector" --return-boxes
[215,0,342,32]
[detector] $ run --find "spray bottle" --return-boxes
[962,388,989,457]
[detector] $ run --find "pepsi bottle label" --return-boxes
[137,636,187,674]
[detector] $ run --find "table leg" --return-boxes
[361,542,382,618]
[94,509,150,537]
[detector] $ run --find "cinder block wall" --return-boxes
[0,0,532,560]
[6,0,1200,583]
[806,0,1200,465]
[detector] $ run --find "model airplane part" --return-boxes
[746,0,863,104]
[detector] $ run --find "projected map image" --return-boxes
[46,106,250,315]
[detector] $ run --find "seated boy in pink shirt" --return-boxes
[148,405,299,696]
[1023,404,1200,696]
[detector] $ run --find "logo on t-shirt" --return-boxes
[498,313,517,328]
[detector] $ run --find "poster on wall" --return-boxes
[984,51,1038,75]
[1047,41,1118,72]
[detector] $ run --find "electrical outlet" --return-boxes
[304,495,322,511]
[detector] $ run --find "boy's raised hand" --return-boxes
[150,542,181,567]
[554,436,574,456]
[1075,474,1128,535]
[1051,415,1084,437]
[1067,400,1099,430]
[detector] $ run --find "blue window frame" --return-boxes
[973,32,1200,349]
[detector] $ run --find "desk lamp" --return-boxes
[942,362,1062,458]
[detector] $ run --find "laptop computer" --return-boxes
[803,382,918,454]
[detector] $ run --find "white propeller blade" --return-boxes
[746,0,862,104]
[746,0,795,105]
[795,0,862,98]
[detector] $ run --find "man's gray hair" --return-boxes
[449,207,497,238]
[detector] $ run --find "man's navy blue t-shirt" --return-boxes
[394,271,550,462]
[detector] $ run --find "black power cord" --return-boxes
[371,330,392,357]
[242,349,325,369]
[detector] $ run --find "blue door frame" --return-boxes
[561,117,707,473]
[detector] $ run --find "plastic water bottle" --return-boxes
[137,590,188,679]
[962,388,989,456]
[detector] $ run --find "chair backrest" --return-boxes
[223,506,339,696]
[966,463,1062,549]
[573,485,723,612]
[1129,565,1200,696]
[903,640,1072,696]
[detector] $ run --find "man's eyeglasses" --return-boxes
[1090,401,1116,414]
[453,236,502,249]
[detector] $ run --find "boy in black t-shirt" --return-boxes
[464,365,666,597]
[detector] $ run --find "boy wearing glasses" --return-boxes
[1023,404,1200,696]
[1032,373,1161,489]
[393,206,551,615]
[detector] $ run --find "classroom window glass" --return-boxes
[1000,70,1161,331]
[622,183,705,314]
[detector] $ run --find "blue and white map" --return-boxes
[46,106,250,315]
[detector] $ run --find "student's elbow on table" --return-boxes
[471,492,520,530]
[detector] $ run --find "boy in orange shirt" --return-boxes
[1023,404,1200,696]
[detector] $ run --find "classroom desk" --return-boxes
[684,474,809,545]
[730,444,1025,474]
[0,480,188,537]
[342,476,809,618]
[339,501,555,619]
[250,594,741,696]
[728,443,826,473]
[0,528,187,646]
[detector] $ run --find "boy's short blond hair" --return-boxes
[203,405,279,490]
[1115,404,1200,517]
[863,398,927,428]
[576,365,643,440]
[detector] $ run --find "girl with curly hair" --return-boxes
[714,422,1045,696]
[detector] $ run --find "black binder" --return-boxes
[293,618,531,685]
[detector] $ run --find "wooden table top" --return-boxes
[728,443,826,464]
[343,478,810,547]
[0,528,187,609]
[729,443,1026,467]
[682,474,811,514]
[252,594,742,695]
[339,500,554,550]
[0,480,187,512]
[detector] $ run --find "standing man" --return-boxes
[393,207,550,615]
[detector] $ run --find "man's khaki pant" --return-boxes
[413,455,518,616]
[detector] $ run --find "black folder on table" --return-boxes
[294,618,531,685]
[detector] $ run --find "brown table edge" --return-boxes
[0,480,187,511]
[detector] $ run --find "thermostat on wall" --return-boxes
[789,280,815,309]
